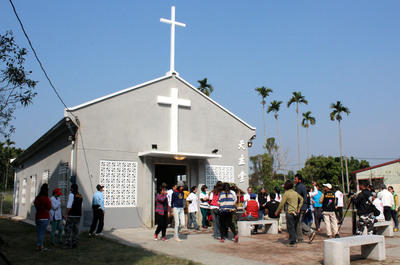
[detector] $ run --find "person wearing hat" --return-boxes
[89,184,105,237]
[319,183,340,238]
[50,187,64,245]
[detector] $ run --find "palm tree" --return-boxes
[330,101,351,193]
[255,86,273,150]
[267,100,282,147]
[301,111,316,160]
[287,91,308,169]
[197,78,214,96]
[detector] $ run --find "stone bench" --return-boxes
[373,221,393,237]
[237,219,278,236]
[324,235,385,265]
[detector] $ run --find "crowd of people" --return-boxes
[32,175,399,250]
[33,183,103,251]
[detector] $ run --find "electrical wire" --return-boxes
[8,0,72,114]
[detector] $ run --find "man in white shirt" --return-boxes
[378,184,394,221]
[372,192,385,222]
[335,186,344,224]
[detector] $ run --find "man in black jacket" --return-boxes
[294,174,315,243]
[353,183,374,235]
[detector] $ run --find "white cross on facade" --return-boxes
[160,6,186,75]
[157,87,191,152]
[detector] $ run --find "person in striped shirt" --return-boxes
[218,183,238,243]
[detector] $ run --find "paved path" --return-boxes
[104,227,268,265]
[103,217,400,265]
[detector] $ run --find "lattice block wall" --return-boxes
[99,160,138,207]
[205,165,234,189]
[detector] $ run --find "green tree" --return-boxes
[0,31,37,138]
[197,78,213,96]
[298,155,369,191]
[301,111,316,159]
[0,139,23,214]
[287,91,308,169]
[267,100,282,146]
[255,86,273,150]
[330,101,351,193]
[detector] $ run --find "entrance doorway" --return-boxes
[155,164,187,191]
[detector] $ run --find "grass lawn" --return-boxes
[0,219,201,265]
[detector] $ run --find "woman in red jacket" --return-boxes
[34,183,52,251]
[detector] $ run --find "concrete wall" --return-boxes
[356,162,400,194]
[66,75,254,229]
[13,130,72,219]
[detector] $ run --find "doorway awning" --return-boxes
[138,150,221,160]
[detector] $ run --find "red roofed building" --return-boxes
[353,159,400,193]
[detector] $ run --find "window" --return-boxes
[206,165,234,189]
[99,160,138,207]
[21,178,27,205]
[30,175,37,204]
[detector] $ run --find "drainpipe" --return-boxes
[70,139,75,183]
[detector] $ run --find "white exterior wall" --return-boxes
[356,162,400,194]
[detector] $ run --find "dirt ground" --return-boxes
[200,218,400,265]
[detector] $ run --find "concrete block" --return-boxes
[324,240,350,265]
[324,235,385,265]
[374,221,393,237]
[237,221,252,236]
[361,240,386,261]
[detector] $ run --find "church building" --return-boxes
[11,6,256,229]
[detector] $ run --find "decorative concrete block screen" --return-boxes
[99,160,138,207]
[206,165,234,189]
[21,178,27,205]
[30,176,36,204]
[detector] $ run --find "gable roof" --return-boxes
[65,74,256,131]
[352,158,400,174]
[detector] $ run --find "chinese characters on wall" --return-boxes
[237,140,247,183]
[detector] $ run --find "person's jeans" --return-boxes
[296,210,312,240]
[384,206,392,221]
[219,211,237,240]
[36,219,49,247]
[257,209,264,230]
[173,207,185,237]
[286,213,297,244]
[50,220,63,244]
[188,212,199,229]
[391,209,399,228]
[64,217,81,247]
[210,208,220,238]
[314,207,323,229]
[335,207,343,223]
[89,206,104,234]
[200,207,209,227]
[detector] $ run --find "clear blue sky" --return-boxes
[1,1,399,170]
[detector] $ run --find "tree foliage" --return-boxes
[297,155,369,191]
[0,31,37,138]
[249,137,284,193]
[330,101,350,121]
[301,111,316,128]
[267,100,282,119]
[0,140,23,191]
[197,78,213,96]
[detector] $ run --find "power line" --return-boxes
[8,0,72,114]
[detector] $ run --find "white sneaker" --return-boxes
[174,237,182,242]
[95,232,104,236]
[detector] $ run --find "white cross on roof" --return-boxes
[160,6,186,76]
